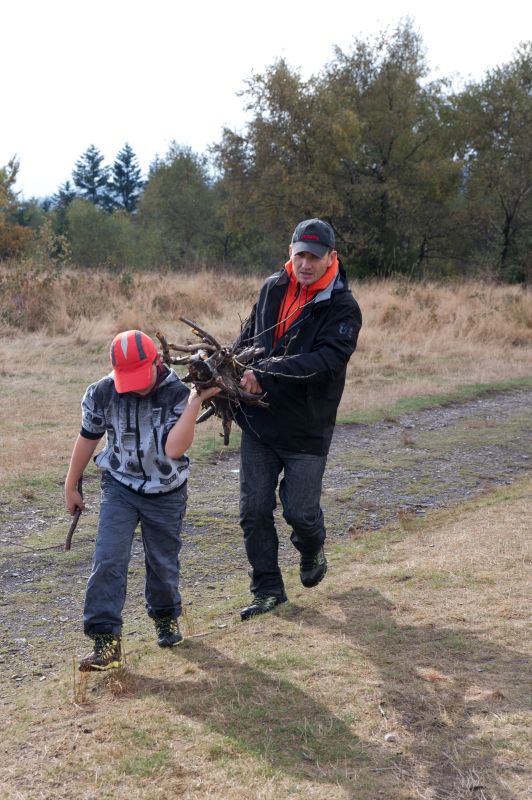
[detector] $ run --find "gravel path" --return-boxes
[325,389,532,527]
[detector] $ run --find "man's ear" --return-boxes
[288,244,293,258]
[328,249,337,267]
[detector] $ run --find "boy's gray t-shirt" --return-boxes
[81,369,191,494]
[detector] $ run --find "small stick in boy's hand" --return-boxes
[65,476,83,551]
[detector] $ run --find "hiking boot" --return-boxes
[154,615,183,647]
[79,633,123,672]
[300,547,328,588]
[240,594,286,621]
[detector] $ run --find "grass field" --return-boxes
[1,269,531,483]
[1,270,531,798]
[2,479,530,799]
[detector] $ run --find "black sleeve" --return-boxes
[80,427,105,440]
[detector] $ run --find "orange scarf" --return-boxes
[274,255,339,344]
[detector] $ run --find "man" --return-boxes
[235,218,362,620]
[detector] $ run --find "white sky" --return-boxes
[2,0,530,198]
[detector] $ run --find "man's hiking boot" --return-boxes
[154,615,183,647]
[300,547,328,588]
[240,594,286,621]
[79,633,123,672]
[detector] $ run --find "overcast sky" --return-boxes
[2,0,530,199]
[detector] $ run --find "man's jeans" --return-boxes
[239,431,327,599]
[83,473,187,636]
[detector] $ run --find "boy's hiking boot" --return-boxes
[154,615,183,647]
[240,594,286,621]
[300,547,328,588]
[79,633,123,672]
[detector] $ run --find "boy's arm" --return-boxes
[65,435,100,515]
[164,386,220,459]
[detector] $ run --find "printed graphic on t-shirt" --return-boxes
[81,372,190,494]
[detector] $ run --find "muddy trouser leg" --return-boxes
[239,431,287,600]
[278,449,328,556]
[83,475,138,636]
[141,482,187,620]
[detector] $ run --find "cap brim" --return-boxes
[292,240,329,258]
[113,361,154,393]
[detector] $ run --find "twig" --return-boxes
[65,476,83,551]
[179,316,221,349]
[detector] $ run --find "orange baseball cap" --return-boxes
[110,330,158,393]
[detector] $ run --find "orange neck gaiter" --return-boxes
[274,255,338,344]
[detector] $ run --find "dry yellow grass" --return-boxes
[1,267,530,798]
[0,269,531,483]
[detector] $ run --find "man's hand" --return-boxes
[240,369,263,395]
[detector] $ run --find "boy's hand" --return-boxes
[191,386,222,403]
[65,485,86,516]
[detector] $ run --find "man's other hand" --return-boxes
[240,370,263,394]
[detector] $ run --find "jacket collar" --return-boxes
[275,257,348,300]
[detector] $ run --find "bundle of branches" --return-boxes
[156,317,267,445]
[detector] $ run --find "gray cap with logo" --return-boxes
[291,218,335,258]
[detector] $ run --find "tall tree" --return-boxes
[214,59,356,265]
[138,143,218,266]
[72,145,111,208]
[454,43,532,281]
[52,180,77,209]
[109,143,144,212]
[214,21,458,275]
[320,20,458,275]
[51,180,77,235]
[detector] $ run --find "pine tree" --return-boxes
[109,143,144,212]
[52,180,77,209]
[72,145,111,208]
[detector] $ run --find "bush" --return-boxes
[67,200,138,269]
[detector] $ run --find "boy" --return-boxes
[65,329,219,671]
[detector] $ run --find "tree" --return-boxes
[138,143,219,267]
[214,21,458,275]
[454,43,532,281]
[0,157,33,259]
[318,20,459,275]
[52,180,77,209]
[109,143,144,212]
[214,58,358,265]
[50,180,77,236]
[72,145,111,208]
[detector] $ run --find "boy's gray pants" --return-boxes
[83,473,187,636]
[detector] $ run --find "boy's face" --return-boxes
[130,363,158,396]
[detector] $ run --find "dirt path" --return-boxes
[181,387,532,580]
[1,388,531,688]
[326,388,532,526]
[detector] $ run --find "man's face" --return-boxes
[290,247,336,287]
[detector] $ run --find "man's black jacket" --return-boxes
[235,260,362,455]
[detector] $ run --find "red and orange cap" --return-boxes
[110,330,158,393]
